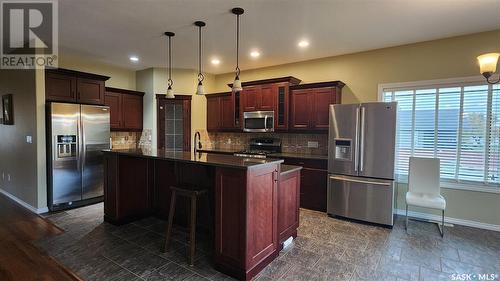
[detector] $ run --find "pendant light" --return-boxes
[164,31,175,99]
[231,7,244,93]
[195,21,206,95]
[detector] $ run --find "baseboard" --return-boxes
[395,209,500,232]
[0,188,48,214]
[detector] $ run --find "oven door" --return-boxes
[243,111,274,132]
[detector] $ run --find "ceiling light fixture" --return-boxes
[164,31,175,99]
[298,40,309,48]
[129,56,139,62]
[195,21,206,96]
[211,58,220,65]
[231,7,244,93]
[477,53,499,84]
[250,50,260,58]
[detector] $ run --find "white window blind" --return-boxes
[382,81,500,190]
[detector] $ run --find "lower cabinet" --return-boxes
[278,167,300,244]
[282,157,328,212]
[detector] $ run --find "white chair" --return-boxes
[405,157,446,237]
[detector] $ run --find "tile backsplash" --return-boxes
[202,131,328,155]
[111,131,141,149]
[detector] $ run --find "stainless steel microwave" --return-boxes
[243,111,274,132]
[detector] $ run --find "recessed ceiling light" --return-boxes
[298,40,309,48]
[129,56,139,62]
[211,58,221,65]
[250,50,260,58]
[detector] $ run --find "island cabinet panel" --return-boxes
[278,169,300,244]
[103,154,153,224]
[214,164,279,281]
[245,165,279,271]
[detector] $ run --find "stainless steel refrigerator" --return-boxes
[327,102,397,226]
[47,102,110,211]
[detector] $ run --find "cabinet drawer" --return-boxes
[282,158,327,170]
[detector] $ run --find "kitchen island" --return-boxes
[102,149,286,281]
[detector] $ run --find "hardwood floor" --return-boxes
[0,193,81,281]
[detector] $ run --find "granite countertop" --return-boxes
[103,149,283,169]
[280,164,303,175]
[268,152,328,161]
[198,149,328,161]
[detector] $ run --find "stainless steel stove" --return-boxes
[234,138,281,159]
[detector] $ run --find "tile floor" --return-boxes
[37,203,500,281]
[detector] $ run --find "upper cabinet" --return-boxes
[206,92,238,132]
[206,78,344,133]
[104,87,144,131]
[45,68,109,105]
[290,81,344,132]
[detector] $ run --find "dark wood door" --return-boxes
[278,170,300,243]
[122,94,143,130]
[312,88,335,130]
[300,168,327,212]
[220,95,235,129]
[241,86,260,112]
[45,73,77,102]
[260,85,275,111]
[104,92,122,130]
[77,78,105,105]
[206,96,221,131]
[290,89,312,130]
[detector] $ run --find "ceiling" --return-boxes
[59,0,500,74]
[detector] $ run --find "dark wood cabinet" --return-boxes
[290,81,344,132]
[76,77,105,105]
[259,85,276,111]
[45,72,77,102]
[104,87,144,131]
[241,86,259,112]
[45,68,109,104]
[278,167,301,244]
[206,92,238,132]
[105,92,122,129]
[282,157,328,212]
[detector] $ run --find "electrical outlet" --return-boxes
[26,135,33,143]
[307,141,319,148]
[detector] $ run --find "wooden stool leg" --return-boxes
[164,190,177,252]
[189,194,197,266]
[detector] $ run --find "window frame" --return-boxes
[378,76,500,194]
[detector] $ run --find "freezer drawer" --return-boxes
[327,174,394,226]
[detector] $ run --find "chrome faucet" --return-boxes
[194,131,202,154]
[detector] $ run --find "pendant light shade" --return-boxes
[231,8,244,93]
[195,21,206,95]
[165,32,175,99]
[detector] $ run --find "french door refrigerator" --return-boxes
[327,102,397,226]
[47,102,110,211]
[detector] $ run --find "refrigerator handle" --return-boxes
[360,106,366,172]
[354,107,360,172]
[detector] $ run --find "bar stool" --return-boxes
[163,185,208,266]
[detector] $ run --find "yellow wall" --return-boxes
[58,54,137,90]
[212,29,500,227]
[214,29,500,104]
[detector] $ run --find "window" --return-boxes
[380,77,500,192]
